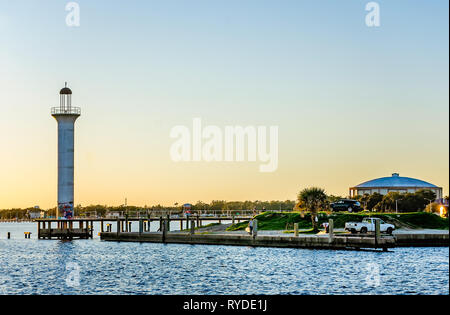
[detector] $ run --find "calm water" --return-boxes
[0,223,448,295]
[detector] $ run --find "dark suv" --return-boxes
[330,199,362,212]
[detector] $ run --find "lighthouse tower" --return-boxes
[51,83,81,219]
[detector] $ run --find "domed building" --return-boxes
[349,173,443,199]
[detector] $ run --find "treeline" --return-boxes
[1,190,446,219]
[0,200,298,219]
[75,200,298,214]
[353,189,441,212]
[0,208,39,220]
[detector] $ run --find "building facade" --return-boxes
[350,173,443,200]
[28,209,46,219]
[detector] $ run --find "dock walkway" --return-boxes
[100,231,396,251]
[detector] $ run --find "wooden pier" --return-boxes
[37,219,94,239]
[98,218,396,251]
[35,217,448,249]
[99,231,396,251]
[35,215,249,240]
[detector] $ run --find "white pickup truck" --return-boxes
[345,218,395,235]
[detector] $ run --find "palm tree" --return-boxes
[297,187,328,232]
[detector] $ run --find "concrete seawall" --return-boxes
[394,233,449,247]
[100,232,396,250]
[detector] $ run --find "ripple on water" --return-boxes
[0,223,448,295]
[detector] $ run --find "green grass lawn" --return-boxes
[226,211,449,231]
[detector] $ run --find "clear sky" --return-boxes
[0,0,448,209]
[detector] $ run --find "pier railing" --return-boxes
[102,209,280,219]
[51,107,81,115]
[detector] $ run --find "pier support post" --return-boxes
[190,221,195,235]
[294,223,299,237]
[7,232,10,239]
[253,219,258,238]
[116,219,120,237]
[167,215,170,232]
[139,219,143,235]
[232,215,235,226]
[375,218,381,248]
[162,219,167,243]
[328,219,334,244]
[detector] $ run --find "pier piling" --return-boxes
[190,221,195,235]
[375,218,381,248]
[253,219,258,237]
[328,219,334,243]
[162,219,167,242]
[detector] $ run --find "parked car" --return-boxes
[330,199,362,212]
[345,217,395,234]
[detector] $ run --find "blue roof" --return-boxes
[355,173,438,188]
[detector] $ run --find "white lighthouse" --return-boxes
[52,83,81,219]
